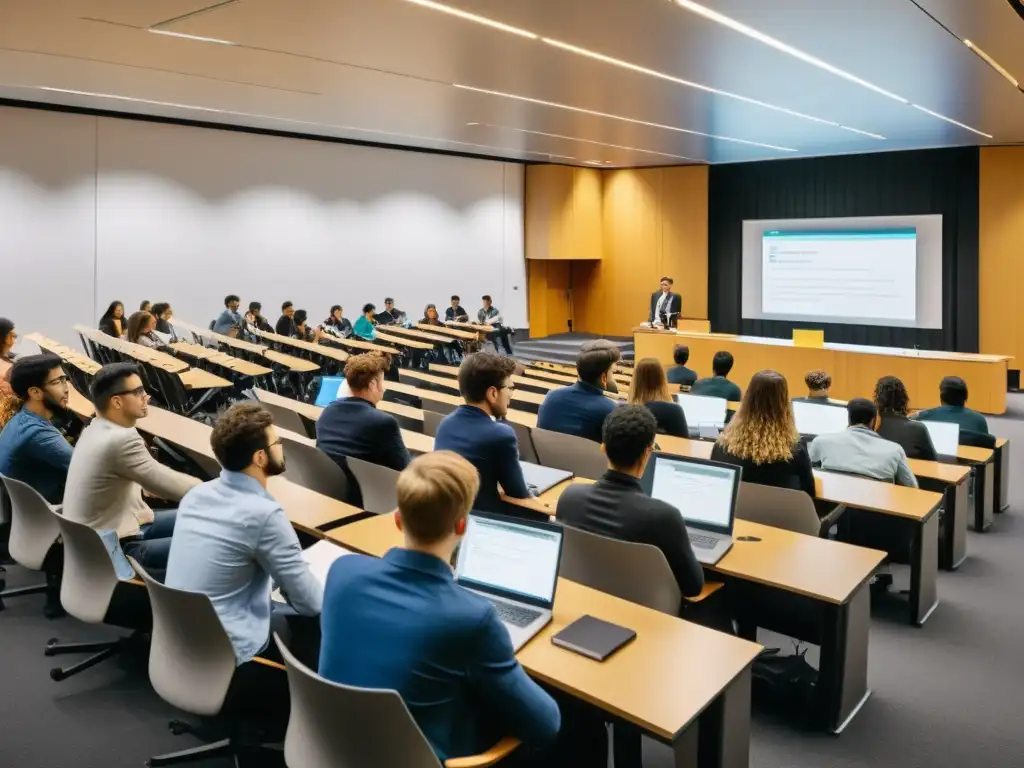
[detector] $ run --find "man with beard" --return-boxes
[0,353,73,504]
[165,403,323,665]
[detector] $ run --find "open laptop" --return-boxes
[519,461,574,496]
[455,512,564,651]
[314,375,346,407]
[921,419,960,459]
[792,400,849,437]
[674,393,728,439]
[641,454,741,565]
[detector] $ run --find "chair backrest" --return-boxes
[129,558,237,717]
[422,410,444,438]
[282,438,350,501]
[0,475,61,571]
[559,525,681,615]
[506,420,539,464]
[735,481,820,536]
[258,400,309,436]
[960,429,997,449]
[418,396,456,416]
[346,457,400,514]
[274,635,442,768]
[50,510,121,624]
[531,428,607,479]
[178,445,222,480]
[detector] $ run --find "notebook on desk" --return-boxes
[552,615,637,661]
[519,462,574,496]
[272,540,352,603]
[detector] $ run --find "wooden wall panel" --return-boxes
[525,165,603,260]
[527,259,571,337]
[979,147,1024,368]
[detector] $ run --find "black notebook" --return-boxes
[551,615,637,661]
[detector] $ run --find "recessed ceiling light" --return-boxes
[964,40,1019,89]
[147,29,237,45]
[467,123,701,162]
[401,0,537,39]
[453,84,797,152]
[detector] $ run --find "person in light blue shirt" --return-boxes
[353,302,378,340]
[165,402,322,664]
[211,293,243,335]
[0,353,73,504]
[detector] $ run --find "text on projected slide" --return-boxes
[762,229,917,322]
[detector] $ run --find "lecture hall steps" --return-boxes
[514,333,634,366]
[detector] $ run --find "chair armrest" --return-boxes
[444,737,521,768]
[251,656,286,672]
[684,581,724,603]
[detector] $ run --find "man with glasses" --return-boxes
[433,352,533,515]
[64,363,200,576]
[0,353,74,503]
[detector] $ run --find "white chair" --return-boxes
[531,428,607,480]
[346,457,400,514]
[274,634,520,768]
[735,482,821,537]
[422,410,444,438]
[0,476,61,613]
[282,437,350,502]
[505,420,539,465]
[257,399,310,437]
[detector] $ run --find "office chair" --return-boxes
[273,634,520,768]
[256,399,309,436]
[281,438,350,502]
[419,396,457,416]
[735,482,822,537]
[422,410,444,438]
[505,420,539,464]
[346,457,400,515]
[531,428,607,480]
[0,476,61,614]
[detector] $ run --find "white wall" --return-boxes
[0,105,526,351]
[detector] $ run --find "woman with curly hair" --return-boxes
[710,369,815,497]
[874,375,937,460]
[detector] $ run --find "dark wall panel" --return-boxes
[707,147,979,352]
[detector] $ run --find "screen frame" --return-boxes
[640,453,742,535]
[792,400,849,437]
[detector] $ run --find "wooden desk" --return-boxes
[262,350,321,373]
[171,342,273,377]
[319,334,397,356]
[395,371,544,409]
[253,329,352,364]
[956,446,996,533]
[328,512,760,768]
[374,330,435,351]
[178,368,232,390]
[994,438,1010,514]
[446,320,495,334]
[25,333,102,374]
[384,381,538,429]
[172,320,320,373]
[907,459,970,570]
[383,326,453,344]
[417,323,477,341]
[635,328,1011,414]
[75,325,189,373]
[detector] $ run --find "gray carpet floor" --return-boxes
[3,395,1024,768]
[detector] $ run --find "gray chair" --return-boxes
[179,444,222,480]
[257,399,309,436]
[506,420,539,465]
[422,409,444,438]
[282,437,350,502]
[560,525,682,615]
[274,634,520,768]
[0,476,61,612]
[346,457,400,515]
[531,428,607,480]
[418,394,457,416]
[130,558,281,766]
[735,482,821,537]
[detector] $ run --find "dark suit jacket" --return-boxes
[710,440,816,497]
[320,548,560,761]
[275,315,296,337]
[556,471,704,599]
[99,317,122,338]
[876,414,937,461]
[536,382,617,443]
[666,365,698,387]
[648,291,682,325]
[434,405,530,513]
[445,305,469,322]
[644,400,688,438]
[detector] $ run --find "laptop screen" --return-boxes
[674,393,728,429]
[645,455,740,534]
[455,514,563,606]
[792,400,848,437]
[921,419,959,456]
[314,376,346,407]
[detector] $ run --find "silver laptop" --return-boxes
[792,400,849,437]
[455,512,564,651]
[641,454,741,565]
[921,419,960,459]
[519,461,574,496]
[675,393,728,439]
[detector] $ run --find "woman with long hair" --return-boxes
[322,305,353,339]
[627,358,687,437]
[710,369,814,497]
[0,318,17,429]
[126,310,169,351]
[0,318,16,362]
[874,375,937,460]
[99,301,125,338]
[293,309,319,343]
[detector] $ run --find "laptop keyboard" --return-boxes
[688,533,719,550]
[491,599,543,628]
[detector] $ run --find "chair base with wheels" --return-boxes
[45,629,146,681]
[147,716,284,767]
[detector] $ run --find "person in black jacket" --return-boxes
[245,301,274,333]
[627,357,687,437]
[98,300,125,338]
[666,345,698,388]
[445,295,469,322]
[710,370,815,497]
[874,375,937,460]
[316,354,411,506]
[556,405,704,600]
[275,301,297,337]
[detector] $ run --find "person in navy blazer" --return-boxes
[647,276,682,327]
[536,340,621,443]
[433,352,532,514]
[319,452,561,763]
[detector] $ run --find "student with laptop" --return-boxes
[536,340,620,442]
[793,370,834,403]
[627,357,688,437]
[319,452,565,764]
[874,376,937,460]
[710,370,815,497]
[809,398,918,486]
[666,344,698,388]
[212,294,243,335]
[691,351,742,402]
[914,376,991,441]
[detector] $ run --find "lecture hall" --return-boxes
[1,1,1023,767]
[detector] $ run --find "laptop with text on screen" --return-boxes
[674,393,728,439]
[455,512,564,651]
[921,419,960,459]
[792,400,849,437]
[641,454,741,565]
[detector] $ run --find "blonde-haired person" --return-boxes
[319,451,563,763]
[710,370,815,498]
[627,357,687,437]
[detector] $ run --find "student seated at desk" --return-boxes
[321,304,353,339]
[245,301,275,333]
[212,294,244,336]
[139,300,151,314]
[914,376,990,440]
[98,300,125,338]
[0,317,16,364]
[793,370,834,404]
[809,398,918,487]
[445,295,469,322]
[434,352,532,514]
[691,351,742,402]
[666,344,698,388]
[627,357,688,438]
[376,297,406,326]
[353,303,377,341]
[710,370,815,497]
[319,452,563,764]
[150,303,176,340]
[0,318,18,428]
[292,309,319,343]
[0,354,73,504]
[874,376,937,461]
[478,295,513,355]
[126,311,170,351]
[275,301,297,338]
[557,405,704,600]
[536,340,620,443]
[63,363,201,576]
[166,403,322,665]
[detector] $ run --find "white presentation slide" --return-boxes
[650,459,736,529]
[792,401,849,436]
[762,229,917,323]
[456,517,561,602]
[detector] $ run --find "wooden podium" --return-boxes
[675,318,711,334]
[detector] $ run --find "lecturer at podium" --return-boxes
[648,276,682,328]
